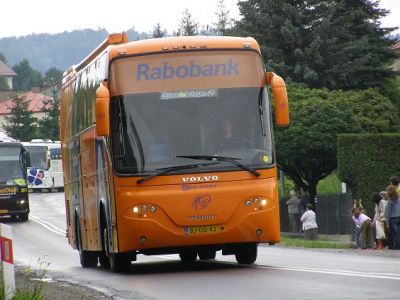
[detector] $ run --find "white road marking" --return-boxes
[29,214,65,236]
[154,254,180,260]
[253,264,400,281]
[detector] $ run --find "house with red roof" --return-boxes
[0,88,53,131]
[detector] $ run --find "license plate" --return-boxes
[0,209,9,213]
[184,226,220,235]
[0,187,16,195]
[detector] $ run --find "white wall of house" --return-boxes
[6,76,13,90]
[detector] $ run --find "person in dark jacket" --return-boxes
[385,185,400,250]
[300,188,309,217]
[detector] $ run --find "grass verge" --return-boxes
[280,235,354,249]
[0,257,49,300]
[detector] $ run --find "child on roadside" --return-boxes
[352,198,364,248]
[352,207,374,249]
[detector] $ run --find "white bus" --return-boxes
[22,140,52,191]
[23,140,64,191]
[46,141,64,191]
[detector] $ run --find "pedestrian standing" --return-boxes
[384,185,400,250]
[380,191,391,248]
[389,176,400,194]
[301,203,318,240]
[372,192,387,249]
[352,208,374,249]
[286,190,300,233]
[300,188,309,218]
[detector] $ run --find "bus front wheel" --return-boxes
[19,213,29,222]
[235,243,258,265]
[198,248,216,260]
[103,227,130,273]
[179,249,197,263]
[76,219,98,268]
[109,253,130,273]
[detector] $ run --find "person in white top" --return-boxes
[352,208,374,249]
[301,203,318,240]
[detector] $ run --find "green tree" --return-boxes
[0,52,7,63]
[274,84,399,205]
[337,134,400,214]
[275,85,358,206]
[213,0,233,36]
[235,0,396,90]
[12,59,43,91]
[153,23,167,38]
[3,93,38,141]
[178,9,199,36]
[37,90,60,140]
[43,67,63,88]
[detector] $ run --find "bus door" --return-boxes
[79,128,100,250]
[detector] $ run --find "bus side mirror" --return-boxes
[96,81,110,137]
[23,149,31,167]
[266,72,289,126]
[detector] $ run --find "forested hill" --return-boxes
[0,28,149,73]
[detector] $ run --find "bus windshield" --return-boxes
[109,50,273,175]
[50,147,62,160]
[25,146,48,169]
[0,146,24,182]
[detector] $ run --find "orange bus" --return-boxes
[61,33,289,272]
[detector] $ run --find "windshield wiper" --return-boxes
[176,155,260,177]
[136,162,221,184]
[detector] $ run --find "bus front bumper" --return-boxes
[117,206,280,253]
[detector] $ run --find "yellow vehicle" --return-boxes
[61,33,289,272]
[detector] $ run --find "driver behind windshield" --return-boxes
[214,119,250,152]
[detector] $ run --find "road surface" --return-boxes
[6,193,400,299]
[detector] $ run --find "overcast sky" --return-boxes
[0,0,398,38]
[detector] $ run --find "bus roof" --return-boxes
[108,36,261,61]
[0,142,24,148]
[63,34,262,83]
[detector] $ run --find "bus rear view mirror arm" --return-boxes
[96,81,111,137]
[265,72,289,126]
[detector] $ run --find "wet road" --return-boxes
[6,193,400,299]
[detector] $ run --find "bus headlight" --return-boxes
[133,206,139,214]
[261,199,268,206]
[18,200,26,205]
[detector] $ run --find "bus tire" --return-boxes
[76,219,98,268]
[235,243,257,265]
[179,249,197,263]
[99,227,110,269]
[103,226,130,273]
[109,253,130,273]
[198,249,216,260]
[19,213,29,222]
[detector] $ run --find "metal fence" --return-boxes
[280,193,354,234]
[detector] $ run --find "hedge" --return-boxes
[337,133,400,214]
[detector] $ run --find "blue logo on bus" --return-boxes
[28,168,45,185]
[136,59,239,81]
